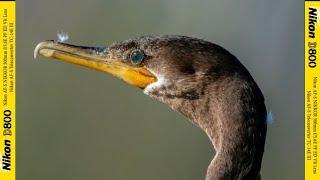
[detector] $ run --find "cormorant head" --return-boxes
[35,35,258,122]
[37,36,246,91]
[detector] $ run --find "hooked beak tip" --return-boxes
[34,40,55,59]
[34,43,41,59]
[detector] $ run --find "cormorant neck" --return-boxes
[147,76,267,180]
[195,79,267,180]
[204,121,265,180]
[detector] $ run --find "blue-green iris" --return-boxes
[130,50,144,65]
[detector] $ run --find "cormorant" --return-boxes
[34,35,267,180]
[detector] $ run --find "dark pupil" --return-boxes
[131,51,144,64]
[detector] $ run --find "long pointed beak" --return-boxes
[34,41,156,88]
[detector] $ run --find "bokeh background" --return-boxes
[18,0,302,180]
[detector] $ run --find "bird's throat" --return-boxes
[204,107,266,180]
[205,134,265,180]
[156,80,267,180]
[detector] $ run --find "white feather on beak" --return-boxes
[57,31,69,43]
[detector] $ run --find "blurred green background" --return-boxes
[18,0,302,179]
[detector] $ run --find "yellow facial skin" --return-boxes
[34,41,156,89]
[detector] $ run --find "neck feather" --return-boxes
[200,80,267,180]
[185,82,266,180]
[146,75,267,180]
[204,115,267,180]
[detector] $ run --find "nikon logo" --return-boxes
[1,140,11,171]
[308,7,318,38]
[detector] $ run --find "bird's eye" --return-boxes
[130,50,145,65]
